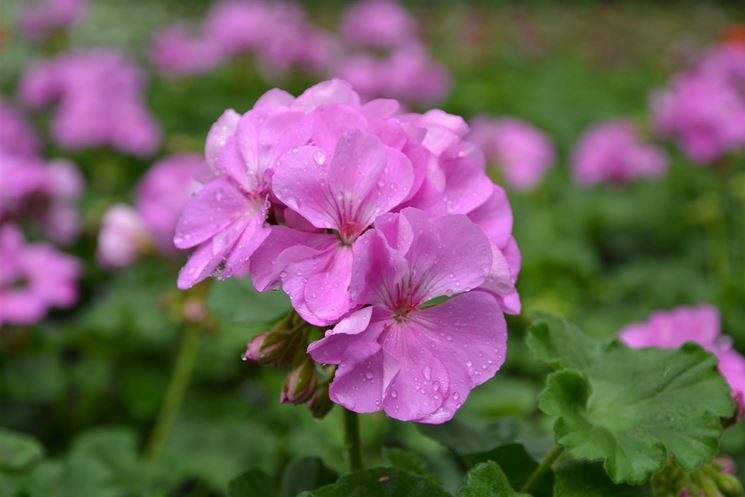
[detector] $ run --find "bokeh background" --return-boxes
[1,1,744,496]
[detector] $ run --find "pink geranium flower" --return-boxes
[308,208,507,423]
[174,106,312,289]
[18,0,84,41]
[620,304,745,421]
[340,0,417,50]
[0,224,81,327]
[0,153,83,244]
[0,99,40,158]
[572,120,668,186]
[651,72,745,164]
[97,205,151,269]
[19,50,161,156]
[468,117,555,191]
[151,25,227,76]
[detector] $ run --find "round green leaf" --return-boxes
[458,462,530,497]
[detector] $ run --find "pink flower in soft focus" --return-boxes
[136,154,202,253]
[698,44,745,91]
[97,205,151,269]
[308,208,507,423]
[651,73,745,164]
[0,99,40,157]
[620,304,745,421]
[340,0,417,50]
[469,117,555,191]
[18,0,84,41]
[38,159,84,244]
[19,50,161,156]
[201,0,335,76]
[335,45,451,105]
[572,120,668,186]
[0,153,83,244]
[151,25,227,76]
[0,224,81,328]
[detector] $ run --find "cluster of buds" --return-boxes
[652,458,743,497]
[243,312,333,418]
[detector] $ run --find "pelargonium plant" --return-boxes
[168,78,743,497]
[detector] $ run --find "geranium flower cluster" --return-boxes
[175,79,520,423]
[619,304,745,421]
[97,154,202,268]
[150,0,450,105]
[652,41,745,164]
[468,117,555,191]
[19,50,161,156]
[152,0,334,78]
[0,101,83,328]
[572,120,668,186]
[17,0,85,41]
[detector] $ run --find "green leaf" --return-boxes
[382,448,428,477]
[527,312,602,370]
[539,343,733,484]
[418,417,519,455]
[207,278,291,325]
[457,462,530,497]
[229,470,278,497]
[462,444,552,497]
[280,457,337,497]
[0,428,44,472]
[553,462,653,496]
[301,467,450,497]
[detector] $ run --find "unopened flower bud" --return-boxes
[243,332,290,365]
[307,381,334,419]
[280,359,317,405]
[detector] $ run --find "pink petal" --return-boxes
[308,306,376,364]
[176,217,245,289]
[234,107,313,192]
[303,244,355,324]
[329,341,387,413]
[249,225,321,291]
[413,291,508,423]
[222,206,271,279]
[255,88,294,108]
[205,109,240,175]
[272,146,336,229]
[292,79,360,111]
[467,186,513,248]
[381,323,451,421]
[173,178,252,249]
[349,228,407,307]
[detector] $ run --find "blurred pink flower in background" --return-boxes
[340,0,418,50]
[572,120,668,186]
[335,45,450,105]
[151,25,227,76]
[620,304,745,422]
[97,154,203,268]
[136,154,202,253]
[0,99,41,158]
[19,50,161,156]
[0,153,83,244]
[652,72,745,164]
[97,205,151,269]
[698,44,745,90]
[153,0,336,78]
[18,0,85,41]
[468,117,555,191]
[0,224,81,327]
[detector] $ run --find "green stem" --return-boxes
[520,446,564,494]
[144,325,200,459]
[343,409,364,472]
